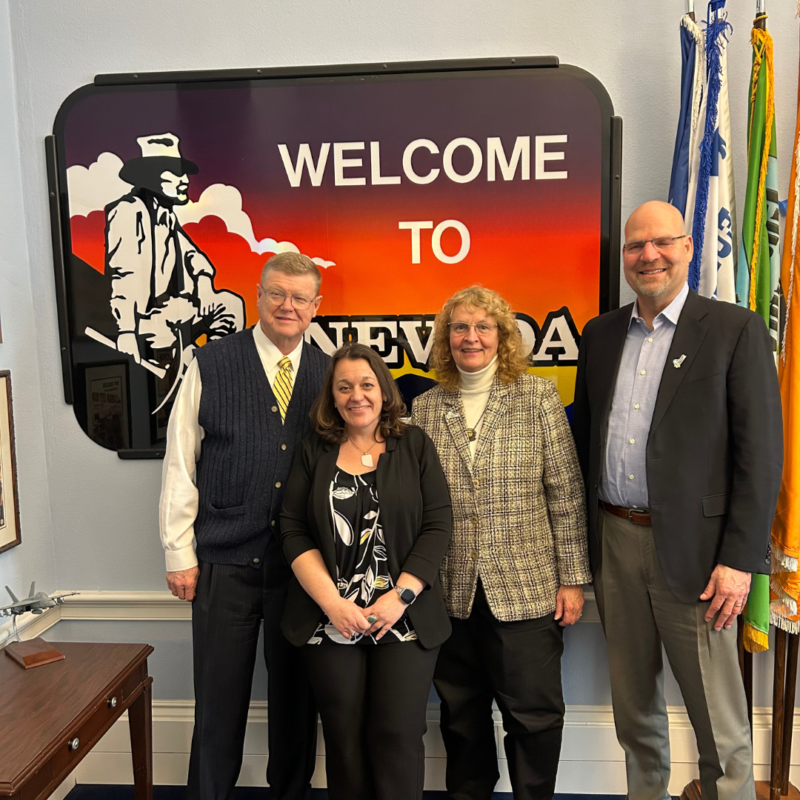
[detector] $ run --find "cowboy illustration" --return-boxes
[103,132,244,372]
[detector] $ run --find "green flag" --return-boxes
[735,21,779,653]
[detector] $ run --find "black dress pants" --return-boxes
[303,641,440,800]
[434,582,565,800]
[188,540,318,800]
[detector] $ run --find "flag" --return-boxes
[669,2,737,301]
[736,15,780,653]
[669,14,704,218]
[770,19,800,635]
[682,0,737,301]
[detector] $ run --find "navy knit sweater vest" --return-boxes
[193,328,329,566]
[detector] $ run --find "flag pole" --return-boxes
[755,0,766,28]
[781,633,799,794]
[686,0,695,22]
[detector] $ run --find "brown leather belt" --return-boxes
[601,501,652,526]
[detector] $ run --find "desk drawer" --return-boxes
[48,673,144,782]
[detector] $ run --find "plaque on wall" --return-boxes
[46,57,620,457]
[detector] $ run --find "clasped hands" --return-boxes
[326,591,407,642]
[700,564,752,631]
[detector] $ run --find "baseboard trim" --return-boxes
[72,701,800,795]
[5,591,789,795]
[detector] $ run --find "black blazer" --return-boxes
[280,425,453,649]
[572,289,783,602]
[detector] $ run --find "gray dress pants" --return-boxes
[593,508,754,800]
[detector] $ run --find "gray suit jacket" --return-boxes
[572,289,783,602]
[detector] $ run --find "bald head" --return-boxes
[622,200,692,311]
[624,200,685,240]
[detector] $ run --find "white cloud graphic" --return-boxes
[66,153,132,217]
[176,184,335,268]
[66,152,335,268]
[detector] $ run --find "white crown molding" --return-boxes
[59,591,192,620]
[0,587,599,652]
[3,588,599,626]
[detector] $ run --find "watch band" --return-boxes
[395,585,417,605]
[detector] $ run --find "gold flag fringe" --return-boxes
[748,25,775,312]
[744,624,770,652]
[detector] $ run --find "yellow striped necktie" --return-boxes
[274,356,294,423]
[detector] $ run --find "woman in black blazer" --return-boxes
[281,343,452,800]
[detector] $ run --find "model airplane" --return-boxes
[0,583,78,617]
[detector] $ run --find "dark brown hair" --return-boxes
[312,343,407,444]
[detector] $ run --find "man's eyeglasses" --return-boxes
[448,322,498,337]
[623,235,687,255]
[261,287,316,310]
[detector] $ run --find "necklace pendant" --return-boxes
[466,428,476,442]
[361,454,374,468]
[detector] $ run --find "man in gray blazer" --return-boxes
[572,200,783,800]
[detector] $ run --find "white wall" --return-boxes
[0,0,797,724]
[5,0,800,592]
[0,0,56,599]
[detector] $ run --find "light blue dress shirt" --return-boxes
[599,283,690,509]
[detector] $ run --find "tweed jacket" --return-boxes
[412,372,590,621]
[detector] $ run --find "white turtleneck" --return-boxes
[458,356,498,460]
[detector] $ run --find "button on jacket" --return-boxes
[412,373,590,622]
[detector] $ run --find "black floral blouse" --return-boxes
[307,468,417,645]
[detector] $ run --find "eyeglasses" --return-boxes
[623,235,687,255]
[448,322,498,337]
[260,286,316,310]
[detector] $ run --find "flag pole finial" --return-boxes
[686,0,695,19]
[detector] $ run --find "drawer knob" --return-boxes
[108,696,118,708]
[68,737,80,751]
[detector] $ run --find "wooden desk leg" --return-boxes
[129,678,154,800]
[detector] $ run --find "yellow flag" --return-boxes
[770,23,800,635]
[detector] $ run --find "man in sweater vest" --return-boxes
[159,252,330,800]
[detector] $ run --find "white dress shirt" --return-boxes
[158,325,304,571]
[599,282,689,509]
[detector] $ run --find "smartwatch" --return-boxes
[395,585,417,605]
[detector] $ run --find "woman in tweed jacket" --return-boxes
[412,285,590,800]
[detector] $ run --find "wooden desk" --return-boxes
[0,642,154,800]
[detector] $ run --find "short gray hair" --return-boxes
[261,252,322,292]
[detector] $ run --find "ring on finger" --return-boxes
[367,615,378,624]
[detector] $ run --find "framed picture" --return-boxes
[48,58,620,455]
[84,362,131,450]
[0,371,21,554]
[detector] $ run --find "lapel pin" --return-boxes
[673,354,687,369]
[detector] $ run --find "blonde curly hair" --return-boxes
[430,285,530,392]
